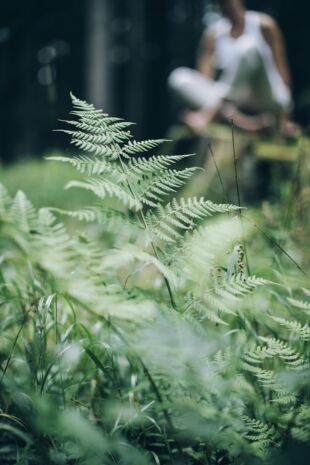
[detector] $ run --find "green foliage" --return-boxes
[0,94,309,464]
[0,157,94,210]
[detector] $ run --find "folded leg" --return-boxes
[168,67,229,110]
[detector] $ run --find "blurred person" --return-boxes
[168,0,298,136]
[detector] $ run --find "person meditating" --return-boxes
[168,0,297,136]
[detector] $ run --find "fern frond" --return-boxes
[58,94,133,160]
[210,275,268,307]
[176,217,243,283]
[65,178,141,211]
[204,292,236,315]
[37,207,58,229]
[58,119,115,137]
[126,153,192,176]
[69,92,97,111]
[122,139,168,156]
[9,191,38,233]
[49,207,100,223]
[271,392,297,405]
[59,130,123,158]
[148,197,240,243]
[227,274,270,294]
[243,345,270,365]
[242,363,278,388]
[287,297,310,311]
[243,416,282,453]
[244,337,306,374]
[0,183,11,216]
[292,405,310,443]
[47,155,123,177]
[70,138,122,156]
[67,110,130,137]
[270,317,310,342]
[100,245,177,287]
[48,208,140,238]
[191,304,228,325]
[31,215,78,277]
[58,129,117,144]
[138,168,197,207]
[243,360,297,405]
[302,288,310,297]
[213,284,241,302]
[186,293,236,325]
[254,337,304,365]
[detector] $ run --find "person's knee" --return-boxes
[168,67,194,91]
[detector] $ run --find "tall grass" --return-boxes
[0,99,309,465]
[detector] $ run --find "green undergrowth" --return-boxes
[0,95,309,465]
[0,157,94,210]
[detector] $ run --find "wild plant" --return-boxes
[0,94,309,465]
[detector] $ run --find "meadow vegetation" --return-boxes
[0,95,309,465]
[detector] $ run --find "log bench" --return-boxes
[163,123,302,203]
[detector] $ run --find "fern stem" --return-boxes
[207,142,229,204]
[96,305,176,429]
[1,313,27,382]
[54,293,66,406]
[231,120,251,276]
[111,323,178,460]
[231,121,241,212]
[243,215,309,278]
[118,154,177,310]
[62,295,178,454]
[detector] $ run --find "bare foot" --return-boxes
[221,104,275,132]
[180,103,222,134]
[180,104,276,134]
[180,109,211,133]
[280,119,300,139]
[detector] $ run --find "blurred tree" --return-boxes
[0,0,308,162]
[86,0,114,112]
[0,0,86,161]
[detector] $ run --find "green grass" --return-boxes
[0,99,309,465]
[0,154,94,209]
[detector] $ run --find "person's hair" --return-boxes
[214,0,245,10]
[216,0,244,4]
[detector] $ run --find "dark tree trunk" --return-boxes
[85,0,113,112]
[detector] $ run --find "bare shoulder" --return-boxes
[257,12,282,46]
[258,13,279,34]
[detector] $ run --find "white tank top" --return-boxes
[212,11,290,105]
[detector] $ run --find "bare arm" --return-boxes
[196,28,216,79]
[260,14,291,89]
[260,15,299,136]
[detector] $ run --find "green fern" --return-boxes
[65,177,141,210]
[147,197,240,243]
[10,191,38,233]
[47,154,124,177]
[292,405,310,443]
[50,94,241,301]
[0,184,11,216]
[271,316,310,342]
[53,94,237,222]
[287,296,310,312]
[1,95,310,465]
[243,416,282,456]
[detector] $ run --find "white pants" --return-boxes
[168,36,291,115]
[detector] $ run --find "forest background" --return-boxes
[1,0,309,163]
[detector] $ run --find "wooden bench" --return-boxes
[163,123,304,203]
